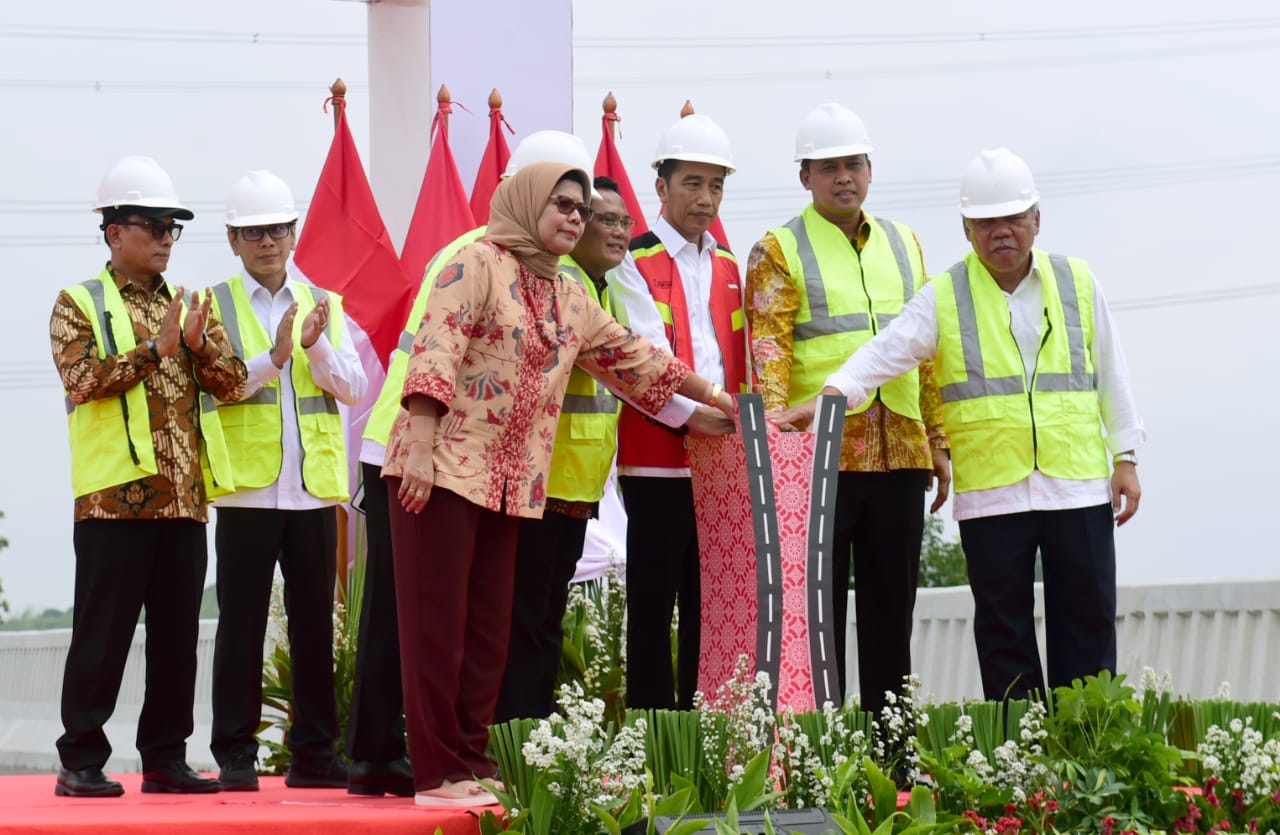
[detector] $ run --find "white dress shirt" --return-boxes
[609,216,732,477]
[216,262,368,510]
[824,261,1146,521]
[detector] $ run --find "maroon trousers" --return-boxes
[386,481,519,791]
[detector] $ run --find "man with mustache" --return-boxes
[609,113,744,710]
[773,148,1144,702]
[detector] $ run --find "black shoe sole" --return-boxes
[140,780,222,794]
[219,780,260,792]
[347,781,414,798]
[54,783,124,798]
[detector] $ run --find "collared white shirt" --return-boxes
[609,216,730,477]
[216,261,367,510]
[824,261,1146,521]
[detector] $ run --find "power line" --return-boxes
[576,36,1280,88]
[577,17,1280,49]
[0,79,367,95]
[0,23,365,47]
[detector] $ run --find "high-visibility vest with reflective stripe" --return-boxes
[62,268,234,498]
[771,206,924,418]
[209,276,349,500]
[363,226,487,448]
[933,249,1108,493]
[617,233,750,469]
[546,255,623,502]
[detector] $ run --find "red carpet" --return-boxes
[0,772,493,834]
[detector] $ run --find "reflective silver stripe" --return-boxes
[397,328,415,355]
[562,391,619,414]
[79,277,115,352]
[874,216,915,306]
[559,262,587,286]
[787,215,870,340]
[210,283,244,358]
[65,396,76,415]
[213,388,279,409]
[299,394,338,416]
[939,260,1024,403]
[1034,254,1093,393]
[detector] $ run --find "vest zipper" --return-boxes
[104,310,142,466]
[852,244,884,409]
[1024,307,1053,471]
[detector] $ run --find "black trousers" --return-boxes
[494,510,589,723]
[959,503,1117,701]
[831,469,929,714]
[620,476,701,711]
[210,506,338,766]
[57,518,207,772]
[345,463,406,762]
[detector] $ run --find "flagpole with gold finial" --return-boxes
[680,99,695,118]
[604,91,619,138]
[436,83,452,136]
[330,77,347,132]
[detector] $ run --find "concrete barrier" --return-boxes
[3,579,1279,771]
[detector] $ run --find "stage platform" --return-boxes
[0,772,492,835]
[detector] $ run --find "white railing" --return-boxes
[2,580,1278,772]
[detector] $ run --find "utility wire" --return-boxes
[577,17,1280,49]
[576,35,1280,88]
[0,23,365,46]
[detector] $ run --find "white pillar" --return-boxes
[366,0,432,250]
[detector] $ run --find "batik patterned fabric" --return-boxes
[383,241,689,519]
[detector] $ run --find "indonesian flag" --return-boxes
[401,99,476,288]
[707,215,731,251]
[469,98,513,225]
[294,109,411,372]
[594,108,650,236]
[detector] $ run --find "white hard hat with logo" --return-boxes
[504,130,592,179]
[959,148,1041,219]
[225,170,300,227]
[794,103,874,162]
[652,114,735,175]
[94,155,193,219]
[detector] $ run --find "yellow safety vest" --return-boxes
[770,206,924,417]
[63,268,234,498]
[933,249,1109,493]
[547,255,623,503]
[363,226,487,448]
[209,276,349,501]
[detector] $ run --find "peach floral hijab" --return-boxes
[484,161,591,280]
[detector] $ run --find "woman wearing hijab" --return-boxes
[382,161,735,806]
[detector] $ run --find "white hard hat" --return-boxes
[504,130,592,179]
[794,103,874,162]
[652,114,735,175]
[225,170,299,227]
[959,148,1040,219]
[93,155,193,219]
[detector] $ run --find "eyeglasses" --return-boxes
[594,213,635,233]
[117,220,183,242]
[547,196,594,222]
[235,224,295,242]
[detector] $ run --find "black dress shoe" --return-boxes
[285,757,349,789]
[141,762,221,794]
[218,756,260,792]
[347,757,414,797]
[55,766,124,798]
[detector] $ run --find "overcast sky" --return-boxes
[1,0,1277,613]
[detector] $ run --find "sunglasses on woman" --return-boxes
[547,196,594,223]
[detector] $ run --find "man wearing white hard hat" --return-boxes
[746,103,950,714]
[774,148,1145,701]
[609,113,744,710]
[50,156,247,796]
[344,130,598,794]
[205,171,366,791]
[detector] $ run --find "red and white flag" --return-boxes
[469,94,513,225]
[401,97,476,287]
[594,105,650,236]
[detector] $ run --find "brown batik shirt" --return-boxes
[50,264,247,522]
